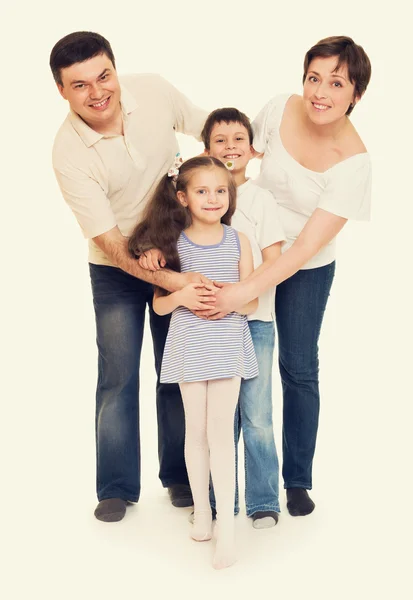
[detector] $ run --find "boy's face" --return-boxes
[207,121,253,173]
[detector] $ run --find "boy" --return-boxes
[203,108,286,528]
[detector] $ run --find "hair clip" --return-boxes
[168,152,184,182]
[225,160,235,171]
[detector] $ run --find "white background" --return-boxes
[3,1,412,598]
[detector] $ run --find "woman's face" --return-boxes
[303,55,358,125]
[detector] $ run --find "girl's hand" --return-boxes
[202,281,247,319]
[177,283,216,311]
[138,248,166,271]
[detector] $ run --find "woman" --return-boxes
[206,36,372,517]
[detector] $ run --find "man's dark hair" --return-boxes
[303,36,371,115]
[201,108,253,150]
[50,31,116,86]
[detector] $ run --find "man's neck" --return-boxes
[84,105,124,137]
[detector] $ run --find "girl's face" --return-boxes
[303,56,359,125]
[177,167,230,226]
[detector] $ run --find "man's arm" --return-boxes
[94,226,210,293]
[164,77,208,139]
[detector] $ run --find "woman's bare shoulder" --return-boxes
[344,121,368,156]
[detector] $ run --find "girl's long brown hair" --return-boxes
[128,156,237,293]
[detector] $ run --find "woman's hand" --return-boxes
[139,248,166,271]
[194,282,249,320]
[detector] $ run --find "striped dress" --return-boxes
[160,225,259,383]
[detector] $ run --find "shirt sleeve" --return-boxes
[251,97,279,153]
[53,157,117,239]
[253,189,286,250]
[162,77,208,141]
[318,155,372,221]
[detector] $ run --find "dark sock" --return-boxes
[252,511,279,529]
[286,488,315,516]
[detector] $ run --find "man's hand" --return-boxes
[179,271,215,290]
[139,248,166,271]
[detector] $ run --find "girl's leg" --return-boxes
[179,381,212,541]
[207,377,241,570]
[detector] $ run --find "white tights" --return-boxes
[179,377,240,570]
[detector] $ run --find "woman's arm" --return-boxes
[211,208,347,316]
[236,232,258,315]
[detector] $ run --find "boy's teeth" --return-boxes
[314,103,328,110]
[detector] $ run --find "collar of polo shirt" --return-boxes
[69,84,139,148]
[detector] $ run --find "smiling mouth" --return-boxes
[203,207,222,211]
[312,102,330,111]
[89,96,111,110]
[224,154,241,159]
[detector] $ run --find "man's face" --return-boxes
[207,121,253,173]
[57,53,121,130]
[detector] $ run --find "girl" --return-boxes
[128,156,258,569]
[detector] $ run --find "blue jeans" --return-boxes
[238,320,280,515]
[275,261,336,490]
[210,320,280,516]
[89,264,188,502]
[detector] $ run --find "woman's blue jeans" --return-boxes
[89,264,188,502]
[210,261,335,512]
[275,261,336,490]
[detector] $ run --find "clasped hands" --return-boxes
[139,248,230,319]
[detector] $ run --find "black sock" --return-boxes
[286,488,315,516]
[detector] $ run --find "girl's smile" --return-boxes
[177,168,230,227]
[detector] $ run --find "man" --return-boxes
[50,31,210,522]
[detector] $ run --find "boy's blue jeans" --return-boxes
[211,320,280,516]
[89,264,188,502]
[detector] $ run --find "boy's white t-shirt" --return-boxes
[232,179,286,322]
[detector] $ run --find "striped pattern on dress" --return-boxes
[160,225,259,383]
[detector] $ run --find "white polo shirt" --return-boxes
[232,180,286,322]
[53,73,208,266]
[252,94,372,269]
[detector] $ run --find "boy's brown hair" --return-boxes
[201,108,253,150]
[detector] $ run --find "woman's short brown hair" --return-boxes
[303,36,371,115]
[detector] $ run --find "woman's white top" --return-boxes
[252,94,372,270]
